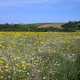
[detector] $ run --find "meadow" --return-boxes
[0,32,80,80]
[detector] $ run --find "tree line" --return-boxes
[0,21,80,31]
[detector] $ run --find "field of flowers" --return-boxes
[0,32,80,80]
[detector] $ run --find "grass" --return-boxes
[0,32,80,80]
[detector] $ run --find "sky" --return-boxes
[0,0,80,23]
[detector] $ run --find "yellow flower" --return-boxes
[5,64,9,69]
[0,44,4,48]
[40,41,44,45]
[21,61,26,64]
[15,64,20,67]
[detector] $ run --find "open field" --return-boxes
[0,32,80,80]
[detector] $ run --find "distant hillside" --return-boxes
[38,23,63,29]
[0,23,64,31]
[0,21,80,31]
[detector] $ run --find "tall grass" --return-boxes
[0,32,80,80]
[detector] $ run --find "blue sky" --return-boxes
[0,0,80,23]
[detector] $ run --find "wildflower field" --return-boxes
[0,32,80,80]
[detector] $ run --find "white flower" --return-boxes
[43,77,46,80]
[27,72,30,75]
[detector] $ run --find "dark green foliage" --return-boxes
[62,21,80,32]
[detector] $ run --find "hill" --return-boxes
[0,21,80,31]
[0,23,64,31]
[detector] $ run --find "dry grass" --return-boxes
[0,32,80,80]
[38,24,63,29]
